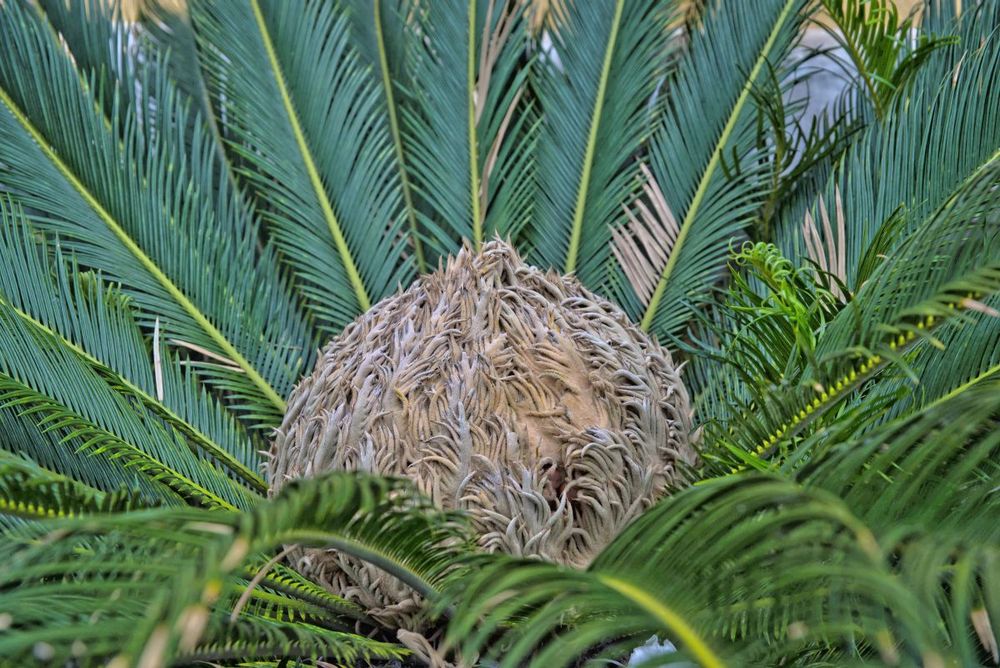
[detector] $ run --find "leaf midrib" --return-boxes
[4,298,266,493]
[373,0,426,272]
[640,0,800,332]
[596,574,725,668]
[468,0,484,248]
[564,0,626,275]
[0,374,233,510]
[0,87,287,415]
[249,0,372,312]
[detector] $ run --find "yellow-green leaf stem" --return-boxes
[640,0,799,331]
[249,0,372,312]
[0,87,287,415]
[597,574,725,668]
[564,0,626,274]
[468,0,484,249]
[374,0,426,272]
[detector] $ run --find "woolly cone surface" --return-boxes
[268,241,695,626]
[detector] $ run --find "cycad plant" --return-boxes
[1,0,999,665]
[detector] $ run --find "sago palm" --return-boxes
[1,0,999,665]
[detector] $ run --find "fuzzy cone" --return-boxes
[267,241,695,625]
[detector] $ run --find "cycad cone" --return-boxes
[268,241,695,625]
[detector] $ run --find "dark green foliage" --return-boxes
[1,0,999,665]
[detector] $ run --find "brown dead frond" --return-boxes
[612,163,680,305]
[802,185,847,298]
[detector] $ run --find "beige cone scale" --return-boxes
[267,240,696,626]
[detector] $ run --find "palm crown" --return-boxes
[1,0,999,665]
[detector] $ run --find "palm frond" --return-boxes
[442,382,1000,665]
[0,473,471,665]
[797,380,1000,536]
[401,0,536,255]
[0,389,161,504]
[1,1,999,665]
[781,3,1000,286]
[0,293,260,509]
[530,0,674,289]
[0,0,313,426]
[630,0,811,341]
[867,293,1000,422]
[442,477,923,666]
[0,450,157,521]
[0,200,264,492]
[754,44,866,244]
[819,0,954,120]
[34,0,130,115]
[696,158,1000,472]
[342,0,427,270]
[189,0,414,334]
[180,614,407,666]
[792,381,1000,664]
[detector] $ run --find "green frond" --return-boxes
[224,584,347,630]
[530,0,674,287]
[181,614,408,665]
[0,298,259,510]
[0,0,314,427]
[33,0,127,116]
[815,163,1000,360]
[684,240,841,432]
[0,451,156,521]
[779,3,1000,286]
[444,382,1000,665]
[819,0,954,120]
[0,391,160,503]
[255,562,370,625]
[0,473,469,665]
[795,383,1000,664]
[189,0,414,333]
[751,54,866,243]
[0,376,232,510]
[402,0,536,254]
[133,0,247,187]
[1,0,998,664]
[342,0,427,270]
[633,0,811,341]
[868,293,1000,421]
[441,477,929,666]
[798,379,1000,537]
[0,200,264,492]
